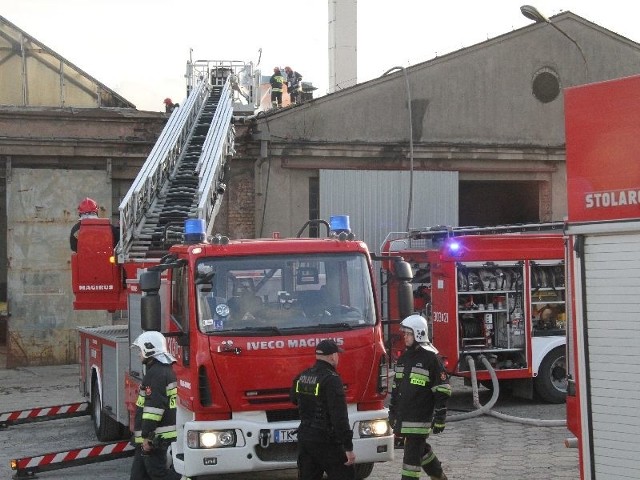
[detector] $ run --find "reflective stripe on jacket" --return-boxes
[133,359,178,443]
[389,344,451,436]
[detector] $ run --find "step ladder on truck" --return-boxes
[61,60,408,479]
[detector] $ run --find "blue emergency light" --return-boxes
[185,219,206,244]
[447,240,462,256]
[329,215,351,234]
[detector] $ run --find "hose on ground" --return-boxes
[447,354,566,427]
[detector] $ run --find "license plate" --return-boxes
[274,428,298,443]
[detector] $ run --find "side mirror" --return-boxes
[140,270,161,331]
[395,260,414,318]
[394,260,413,281]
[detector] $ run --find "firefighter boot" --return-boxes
[421,444,447,480]
[429,474,448,480]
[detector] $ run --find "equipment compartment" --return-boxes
[456,262,527,372]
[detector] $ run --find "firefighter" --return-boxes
[69,197,119,252]
[269,67,286,108]
[163,97,179,113]
[388,314,451,480]
[129,331,181,480]
[70,197,99,252]
[290,339,355,480]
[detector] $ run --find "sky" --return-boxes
[3,0,640,112]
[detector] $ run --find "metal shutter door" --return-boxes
[584,233,640,479]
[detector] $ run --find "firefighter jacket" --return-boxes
[290,359,354,450]
[133,359,178,444]
[270,72,286,92]
[388,344,451,436]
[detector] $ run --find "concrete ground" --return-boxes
[0,364,578,479]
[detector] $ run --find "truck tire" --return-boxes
[534,347,567,404]
[354,462,374,479]
[92,382,123,441]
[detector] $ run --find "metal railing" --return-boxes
[118,78,213,262]
[196,79,235,233]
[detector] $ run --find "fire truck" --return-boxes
[564,74,640,479]
[381,224,568,404]
[71,60,407,479]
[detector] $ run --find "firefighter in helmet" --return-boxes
[163,97,179,113]
[69,197,120,253]
[388,314,452,480]
[69,197,99,252]
[129,331,181,480]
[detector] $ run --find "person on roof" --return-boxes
[270,67,286,108]
[163,98,179,113]
[284,66,303,104]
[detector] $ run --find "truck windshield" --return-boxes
[195,253,375,335]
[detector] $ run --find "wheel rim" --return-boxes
[93,391,102,429]
[550,355,567,393]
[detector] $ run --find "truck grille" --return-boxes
[245,388,291,405]
[266,408,299,422]
[255,442,298,462]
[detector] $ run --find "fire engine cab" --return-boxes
[382,224,567,404]
[565,74,640,479]
[72,61,409,478]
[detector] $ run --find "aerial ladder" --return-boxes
[72,59,259,311]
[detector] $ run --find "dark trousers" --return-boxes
[271,91,283,106]
[401,435,443,479]
[297,439,355,480]
[129,445,181,480]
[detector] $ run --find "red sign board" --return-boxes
[565,74,640,223]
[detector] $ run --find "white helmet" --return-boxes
[401,314,429,344]
[131,331,176,364]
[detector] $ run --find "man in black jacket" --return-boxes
[284,66,303,104]
[130,331,180,480]
[388,315,451,480]
[290,339,355,480]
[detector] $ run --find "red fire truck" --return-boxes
[564,74,640,479]
[381,224,568,403]
[72,61,409,479]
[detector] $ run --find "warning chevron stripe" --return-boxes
[0,402,90,427]
[11,440,134,478]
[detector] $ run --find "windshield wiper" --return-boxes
[316,322,353,330]
[225,326,282,335]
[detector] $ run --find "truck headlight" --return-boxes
[358,419,391,437]
[187,429,237,448]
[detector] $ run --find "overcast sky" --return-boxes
[3,0,639,111]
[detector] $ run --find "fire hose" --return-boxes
[447,355,566,427]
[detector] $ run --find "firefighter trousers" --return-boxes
[401,435,444,480]
[297,439,355,480]
[129,444,180,480]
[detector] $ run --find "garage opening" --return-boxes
[459,181,540,226]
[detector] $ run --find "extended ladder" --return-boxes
[118,61,256,261]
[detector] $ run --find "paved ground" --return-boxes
[0,365,578,479]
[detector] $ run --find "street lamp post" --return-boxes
[520,5,589,80]
[382,66,414,231]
